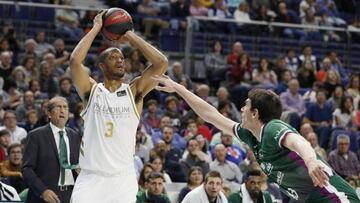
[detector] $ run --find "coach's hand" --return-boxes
[306,159,329,188]
[42,189,60,203]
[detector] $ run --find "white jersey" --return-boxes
[80,83,140,175]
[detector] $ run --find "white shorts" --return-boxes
[70,169,138,203]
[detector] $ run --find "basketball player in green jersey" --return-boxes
[153,75,359,202]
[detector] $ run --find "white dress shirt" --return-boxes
[49,122,75,186]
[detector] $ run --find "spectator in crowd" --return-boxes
[182,170,228,203]
[164,95,182,126]
[11,66,28,93]
[137,0,169,39]
[300,122,314,137]
[80,9,98,34]
[0,22,20,54]
[17,39,39,64]
[275,69,292,94]
[299,45,318,70]
[21,56,38,83]
[234,1,251,26]
[15,91,41,123]
[210,144,242,192]
[275,2,304,38]
[327,51,348,79]
[153,124,186,150]
[125,48,145,79]
[169,61,193,92]
[143,99,162,130]
[52,39,69,68]
[231,53,252,85]
[303,88,333,148]
[317,0,346,26]
[303,81,322,102]
[28,79,48,105]
[204,40,228,91]
[284,48,299,76]
[178,166,204,203]
[227,42,245,66]
[346,75,360,99]
[136,172,171,203]
[0,130,10,162]
[253,58,277,88]
[299,0,316,20]
[138,163,154,191]
[210,131,245,159]
[297,59,316,88]
[1,143,25,193]
[317,57,333,84]
[58,77,80,114]
[303,131,327,160]
[280,79,306,129]
[34,31,54,56]
[227,170,272,203]
[181,139,210,180]
[23,109,40,133]
[318,12,341,42]
[150,140,185,182]
[150,156,172,183]
[328,85,344,111]
[136,125,150,163]
[332,96,357,131]
[43,53,66,78]
[323,69,341,98]
[22,96,81,203]
[0,51,14,79]
[328,134,360,180]
[2,80,21,110]
[0,111,27,144]
[55,0,83,41]
[213,87,241,122]
[189,0,209,17]
[301,9,322,41]
[272,55,288,83]
[38,61,59,98]
[170,0,190,30]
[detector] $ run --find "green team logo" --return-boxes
[260,162,273,175]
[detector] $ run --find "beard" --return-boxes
[249,190,261,200]
[107,72,124,80]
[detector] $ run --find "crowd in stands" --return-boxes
[0,0,360,202]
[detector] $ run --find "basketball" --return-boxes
[101,8,133,41]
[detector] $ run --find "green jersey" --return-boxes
[234,119,359,202]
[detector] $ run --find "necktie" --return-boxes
[59,130,77,185]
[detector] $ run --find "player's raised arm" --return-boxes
[125,31,168,96]
[282,132,329,187]
[69,10,106,100]
[153,75,237,136]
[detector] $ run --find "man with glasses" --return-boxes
[22,96,81,203]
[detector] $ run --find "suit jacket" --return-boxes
[22,124,81,203]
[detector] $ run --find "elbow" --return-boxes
[69,56,81,68]
[158,56,169,72]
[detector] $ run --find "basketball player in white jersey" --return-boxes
[69,10,168,203]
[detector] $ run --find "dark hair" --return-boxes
[146,172,165,183]
[187,166,203,185]
[59,77,72,85]
[0,130,10,137]
[98,47,121,65]
[4,110,16,120]
[7,143,23,155]
[204,170,222,183]
[138,163,154,187]
[316,88,328,97]
[186,138,198,148]
[248,89,282,123]
[243,170,262,181]
[257,58,269,73]
[47,96,68,112]
[339,96,353,114]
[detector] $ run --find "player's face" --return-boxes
[240,99,255,129]
[148,178,164,196]
[245,176,262,198]
[204,177,222,199]
[103,50,125,79]
[189,169,203,185]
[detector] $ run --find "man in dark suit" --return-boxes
[22,96,81,203]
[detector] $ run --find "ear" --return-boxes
[98,62,105,72]
[252,109,258,118]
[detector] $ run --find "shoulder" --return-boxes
[228,191,241,201]
[27,125,49,137]
[327,150,337,158]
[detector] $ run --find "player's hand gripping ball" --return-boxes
[101,8,133,41]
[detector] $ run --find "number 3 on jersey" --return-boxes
[105,121,114,138]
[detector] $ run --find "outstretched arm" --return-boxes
[283,133,329,188]
[153,75,237,136]
[128,32,168,97]
[69,10,105,100]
